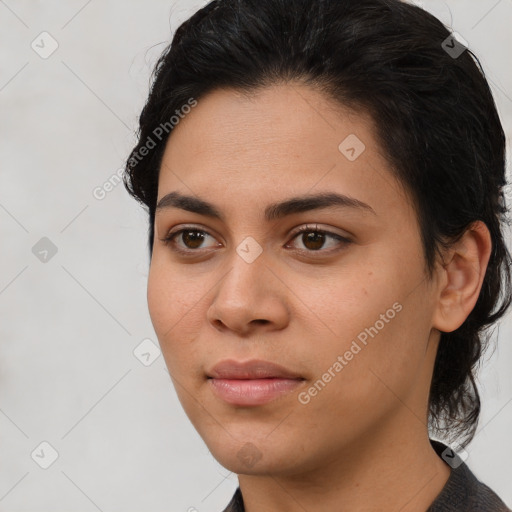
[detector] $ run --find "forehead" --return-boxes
[157,83,412,222]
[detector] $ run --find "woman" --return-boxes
[123,0,512,510]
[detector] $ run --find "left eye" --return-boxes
[160,225,351,255]
[287,226,351,252]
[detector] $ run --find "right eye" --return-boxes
[160,226,222,255]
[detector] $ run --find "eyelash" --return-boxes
[159,224,352,257]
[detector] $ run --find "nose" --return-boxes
[206,249,290,336]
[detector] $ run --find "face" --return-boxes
[148,83,442,476]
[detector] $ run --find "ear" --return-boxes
[432,221,492,333]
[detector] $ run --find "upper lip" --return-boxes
[207,359,304,380]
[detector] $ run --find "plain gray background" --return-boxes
[1,0,511,510]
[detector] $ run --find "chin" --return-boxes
[201,429,306,476]
[209,445,284,475]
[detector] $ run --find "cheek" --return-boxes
[298,311,425,439]
[147,261,199,333]
[146,262,210,372]
[298,267,393,345]
[302,265,429,400]
[147,264,172,334]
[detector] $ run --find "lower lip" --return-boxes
[208,378,304,406]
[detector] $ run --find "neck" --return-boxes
[237,420,451,512]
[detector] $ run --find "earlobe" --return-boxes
[432,221,492,333]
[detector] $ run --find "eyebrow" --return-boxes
[155,191,376,222]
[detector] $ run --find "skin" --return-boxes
[147,83,492,512]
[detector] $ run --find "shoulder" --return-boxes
[221,487,244,512]
[428,440,511,512]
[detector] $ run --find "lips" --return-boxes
[207,359,305,406]
[207,359,304,380]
